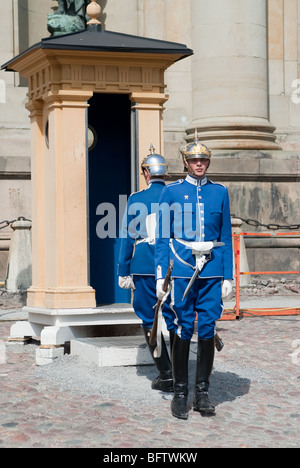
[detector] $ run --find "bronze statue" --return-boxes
[48,0,90,36]
[54,1,88,20]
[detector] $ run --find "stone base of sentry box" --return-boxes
[8,304,144,365]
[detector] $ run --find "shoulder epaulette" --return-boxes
[209,179,227,188]
[129,188,145,198]
[166,179,184,188]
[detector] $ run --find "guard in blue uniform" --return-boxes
[118,146,174,392]
[155,134,233,419]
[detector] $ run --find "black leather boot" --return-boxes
[193,336,215,415]
[171,334,190,420]
[143,327,173,392]
[169,328,175,357]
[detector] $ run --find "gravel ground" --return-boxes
[0,286,300,448]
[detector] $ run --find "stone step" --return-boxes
[71,335,154,367]
[71,335,198,368]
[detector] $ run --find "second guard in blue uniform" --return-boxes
[118,146,174,392]
[155,134,233,419]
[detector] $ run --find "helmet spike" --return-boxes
[194,128,199,143]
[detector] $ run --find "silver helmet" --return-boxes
[141,144,168,177]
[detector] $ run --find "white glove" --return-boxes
[118,276,135,290]
[156,279,171,302]
[222,279,232,298]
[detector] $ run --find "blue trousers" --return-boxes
[170,277,224,341]
[132,275,175,330]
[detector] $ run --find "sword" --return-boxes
[182,255,206,300]
[182,241,225,300]
[150,259,174,357]
[153,303,163,358]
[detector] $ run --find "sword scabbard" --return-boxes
[149,259,174,346]
[182,267,200,300]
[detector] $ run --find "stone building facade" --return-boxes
[0,0,300,281]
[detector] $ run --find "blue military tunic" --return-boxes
[155,174,233,340]
[155,175,233,280]
[118,179,174,329]
[118,179,166,276]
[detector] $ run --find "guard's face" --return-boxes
[185,158,210,178]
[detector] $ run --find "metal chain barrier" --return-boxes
[2,215,299,231]
[0,217,32,230]
[231,214,300,231]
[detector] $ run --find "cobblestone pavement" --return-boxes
[0,313,299,449]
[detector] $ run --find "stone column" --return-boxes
[26,100,46,306]
[189,0,279,150]
[44,90,95,309]
[27,90,96,309]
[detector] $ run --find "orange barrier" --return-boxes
[222,231,300,320]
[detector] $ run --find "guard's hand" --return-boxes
[156,279,171,302]
[118,276,135,290]
[222,279,232,298]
